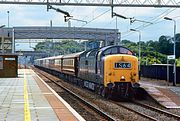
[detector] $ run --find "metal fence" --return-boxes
[141,65,180,84]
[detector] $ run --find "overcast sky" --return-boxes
[0,4,180,50]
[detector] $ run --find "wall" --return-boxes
[141,65,180,84]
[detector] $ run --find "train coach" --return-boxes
[34,45,140,99]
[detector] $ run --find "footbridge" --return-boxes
[0,26,120,53]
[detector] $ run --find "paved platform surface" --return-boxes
[0,69,85,121]
[140,78,180,109]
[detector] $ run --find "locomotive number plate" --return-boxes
[114,62,131,69]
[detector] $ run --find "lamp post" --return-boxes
[7,11,9,28]
[130,29,141,75]
[164,17,176,86]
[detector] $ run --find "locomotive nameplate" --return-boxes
[114,62,131,69]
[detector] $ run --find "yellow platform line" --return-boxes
[24,69,31,121]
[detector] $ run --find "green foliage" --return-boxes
[175,33,180,58]
[121,34,180,65]
[35,40,85,56]
[177,58,180,67]
[158,35,173,55]
[34,33,180,65]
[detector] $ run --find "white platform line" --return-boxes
[33,70,86,121]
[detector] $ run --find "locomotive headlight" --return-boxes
[121,76,125,79]
[120,76,125,81]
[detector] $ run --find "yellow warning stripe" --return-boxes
[24,69,31,121]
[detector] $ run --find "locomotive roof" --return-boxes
[99,45,133,53]
[96,45,134,59]
[79,49,98,58]
[81,49,93,56]
[86,49,99,57]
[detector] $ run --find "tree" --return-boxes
[35,40,85,56]
[121,40,138,54]
[158,35,173,55]
[121,39,167,64]
[35,34,180,65]
[175,33,180,58]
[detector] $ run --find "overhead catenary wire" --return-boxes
[48,4,178,41]
[81,9,111,27]
[104,7,173,31]
[121,8,178,39]
[81,7,99,22]
[102,7,130,28]
[102,8,176,39]
[62,7,178,42]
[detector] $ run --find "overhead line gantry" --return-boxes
[0,0,180,8]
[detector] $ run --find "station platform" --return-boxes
[0,69,85,121]
[140,78,180,109]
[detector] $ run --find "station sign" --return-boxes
[5,58,15,61]
[167,55,175,60]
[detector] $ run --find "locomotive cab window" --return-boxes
[119,47,133,55]
[97,46,134,62]
[103,48,118,56]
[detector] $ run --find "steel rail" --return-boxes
[37,69,116,121]
[113,102,157,121]
[133,101,180,120]
[32,67,179,121]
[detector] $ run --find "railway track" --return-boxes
[133,101,180,120]
[33,67,180,121]
[113,100,180,121]
[35,68,116,121]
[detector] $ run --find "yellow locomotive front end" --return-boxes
[104,54,139,98]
